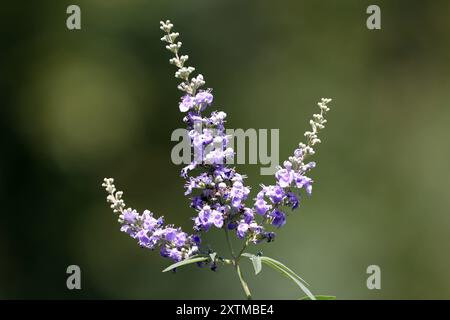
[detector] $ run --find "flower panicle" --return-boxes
[102,178,199,262]
[101,20,333,267]
[253,98,332,228]
[160,20,273,247]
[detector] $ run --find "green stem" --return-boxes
[236,241,248,262]
[225,229,252,299]
[235,262,252,300]
[224,228,236,259]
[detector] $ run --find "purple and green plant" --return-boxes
[102,20,333,300]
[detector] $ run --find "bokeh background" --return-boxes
[1,0,450,299]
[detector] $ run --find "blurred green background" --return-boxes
[1,0,450,299]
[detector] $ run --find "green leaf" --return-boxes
[249,255,262,275]
[260,256,310,286]
[299,295,336,300]
[162,255,209,272]
[262,258,315,300]
[260,256,314,300]
[241,253,315,300]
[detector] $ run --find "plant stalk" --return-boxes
[224,228,253,300]
[235,262,252,300]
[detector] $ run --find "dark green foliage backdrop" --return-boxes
[1,0,450,299]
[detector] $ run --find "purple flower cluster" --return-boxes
[179,91,213,112]
[178,87,276,245]
[102,21,331,267]
[171,42,327,249]
[119,208,200,262]
[177,82,320,243]
[252,156,316,228]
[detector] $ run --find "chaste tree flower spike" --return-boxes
[102,19,333,300]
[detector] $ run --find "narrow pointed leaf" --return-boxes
[242,253,315,300]
[241,253,262,275]
[260,256,309,286]
[250,255,262,275]
[261,259,315,300]
[162,255,209,272]
[299,295,336,300]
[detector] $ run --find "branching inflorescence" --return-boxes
[102,20,332,300]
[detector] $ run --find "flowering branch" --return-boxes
[102,178,200,262]
[101,19,334,300]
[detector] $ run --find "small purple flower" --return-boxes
[256,190,265,200]
[183,112,203,125]
[194,91,213,110]
[191,196,204,209]
[210,210,224,228]
[243,208,254,224]
[248,221,263,234]
[214,166,233,180]
[160,246,169,258]
[227,222,237,230]
[136,229,152,247]
[167,247,183,261]
[210,111,226,125]
[294,173,313,195]
[264,232,276,242]
[237,222,249,239]
[287,191,299,209]
[303,161,316,171]
[191,234,201,245]
[195,205,212,230]
[230,181,250,208]
[120,224,135,237]
[194,205,224,230]
[192,130,214,149]
[199,173,213,185]
[164,227,178,242]
[275,168,294,188]
[266,185,285,204]
[179,95,194,112]
[122,209,138,224]
[142,210,160,231]
[174,231,187,247]
[270,210,286,228]
[254,198,271,215]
